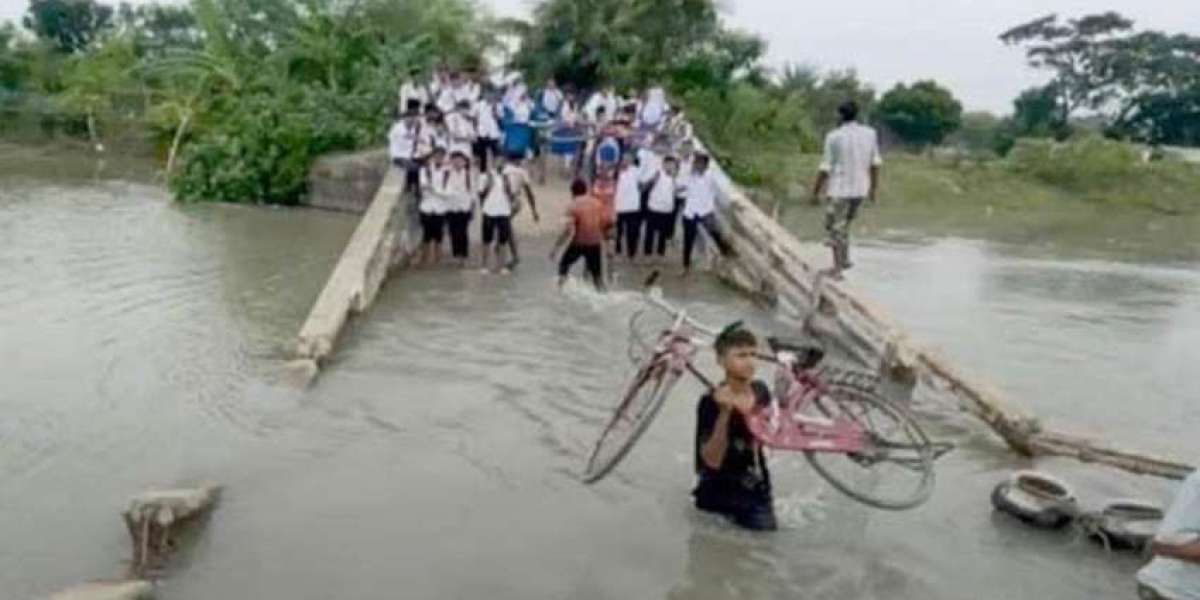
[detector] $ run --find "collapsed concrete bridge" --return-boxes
[288,139,1194,482]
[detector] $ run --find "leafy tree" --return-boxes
[507,0,758,93]
[999,12,1133,131]
[116,3,200,56]
[58,32,137,146]
[23,0,116,54]
[805,69,875,135]
[1100,31,1200,145]
[1010,84,1067,139]
[876,80,963,148]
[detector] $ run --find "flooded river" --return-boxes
[2,150,1197,599]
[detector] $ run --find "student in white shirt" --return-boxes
[639,86,667,132]
[398,69,428,116]
[417,147,449,266]
[388,100,431,217]
[478,156,538,273]
[810,100,882,278]
[1137,469,1200,600]
[436,71,460,115]
[584,86,619,125]
[445,99,477,159]
[681,153,734,274]
[472,93,502,172]
[539,78,565,119]
[642,155,679,259]
[440,151,476,267]
[667,139,695,246]
[613,154,643,263]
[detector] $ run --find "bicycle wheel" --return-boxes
[803,384,935,510]
[582,355,683,483]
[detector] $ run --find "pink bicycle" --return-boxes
[583,274,949,510]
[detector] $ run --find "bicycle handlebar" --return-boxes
[641,271,719,338]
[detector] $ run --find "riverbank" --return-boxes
[773,153,1200,264]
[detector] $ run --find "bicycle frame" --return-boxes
[639,287,867,454]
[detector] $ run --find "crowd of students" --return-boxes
[386,65,734,281]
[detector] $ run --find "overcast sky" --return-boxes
[3,0,1198,113]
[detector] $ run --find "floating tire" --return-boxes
[1090,500,1164,551]
[990,471,1078,529]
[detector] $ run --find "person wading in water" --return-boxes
[550,179,613,291]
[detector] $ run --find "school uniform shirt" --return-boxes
[436,87,457,115]
[540,87,564,115]
[614,168,642,214]
[584,92,618,124]
[683,170,720,218]
[1138,469,1200,600]
[398,81,429,113]
[646,169,676,214]
[509,100,534,125]
[637,148,661,184]
[819,121,882,199]
[388,120,424,161]
[428,125,450,155]
[440,168,475,213]
[445,111,476,156]
[640,87,667,127]
[419,165,448,215]
[453,83,479,106]
[475,101,501,140]
[480,165,529,218]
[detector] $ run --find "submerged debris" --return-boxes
[121,484,221,575]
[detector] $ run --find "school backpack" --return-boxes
[596,136,621,168]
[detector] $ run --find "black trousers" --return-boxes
[682,213,732,269]
[615,212,643,259]
[558,244,603,287]
[473,138,500,172]
[446,211,471,258]
[643,211,673,256]
[666,197,684,242]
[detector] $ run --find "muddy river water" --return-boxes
[2,150,1197,599]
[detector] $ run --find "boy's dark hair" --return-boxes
[838,100,859,123]
[570,179,588,196]
[715,323,757,356]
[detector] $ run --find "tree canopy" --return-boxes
[23,0,115,54]
[876,80,963,148]
[1000,11,1200,145]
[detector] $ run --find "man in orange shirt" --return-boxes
[551,179,615,290]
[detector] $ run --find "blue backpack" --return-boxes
[596,136,621,168]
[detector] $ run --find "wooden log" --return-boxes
[1029,430,1194,480]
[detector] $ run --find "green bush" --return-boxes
[1007,135,1140,188]
[682,84,819,200]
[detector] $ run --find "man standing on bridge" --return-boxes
[810,101,881,279]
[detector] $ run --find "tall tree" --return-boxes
[876,80,963,148]
[507,0,758,92]
[999,12,1134,130]
[1010,84,1067,139]
[23,0,115,54]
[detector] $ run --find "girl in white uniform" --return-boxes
[418,147,449,266]
[441,151,476,267]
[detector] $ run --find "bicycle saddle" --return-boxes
[766,337,825,369]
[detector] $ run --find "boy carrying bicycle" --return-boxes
[695,325,777,531]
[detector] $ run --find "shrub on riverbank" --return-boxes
[769,137,1200,218]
